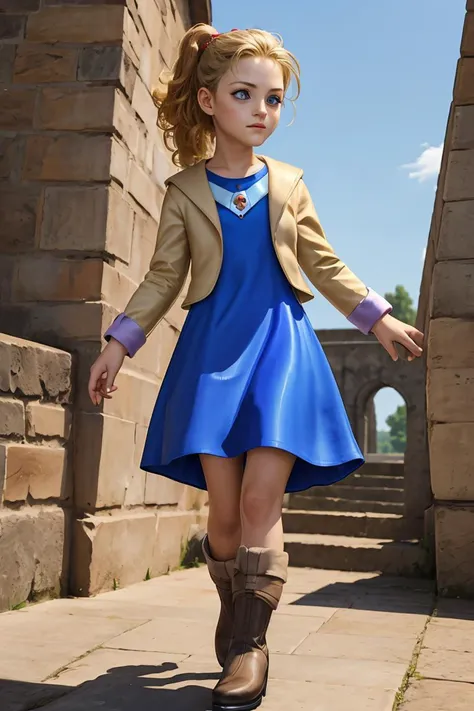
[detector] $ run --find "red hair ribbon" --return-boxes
[200,28,240,53]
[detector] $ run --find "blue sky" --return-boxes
[211,0,465,430]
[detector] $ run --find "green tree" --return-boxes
[386,405,407,454]
[377,430,393,454]
[384,285,416,325]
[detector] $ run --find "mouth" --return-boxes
[248,124,266,129]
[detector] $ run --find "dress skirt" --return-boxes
[141,165,364,492]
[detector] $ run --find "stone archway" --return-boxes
[315,328,431,532]
[355,382,408,457]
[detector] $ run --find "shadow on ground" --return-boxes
[0,663,220,711]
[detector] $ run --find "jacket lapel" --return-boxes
[165,154,303,238]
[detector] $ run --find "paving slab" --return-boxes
[319,608,427,639]
[423,620,474,653]
[401,679,474,710]
[417,647,474,684]
[294,631,417,664]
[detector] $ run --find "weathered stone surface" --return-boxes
[0,397,25,437]
[106,186,134,263]
[128,162,161,220]
[72,511,157,595]
[152,511,196,576]
[102,369,159,426]
[14,45,77,83]
[436,505,474,597]
[0,89,35,129]
[101,262,137,310]
[3,443,68,503]
[431,261,474,318]
[437,200,474,259]
[0,136,24,181]
[454,58,474,104]
[110,136,129,186]
[23,134,111,182]
[0,15,25,42]
[74,412,135,510]
[0,45,16,83]
[423,619,474,653]
[114,90,140,153]
[418,648,474,683]
[402,679,474,710]
[0,333,72,401]
[123,423,146,507]
[37,86,115,131]
[123,6,144,66]
[0,0,40,9]
[144,470,183,506]
[427,368,474,423]
[78,45,120,80]
[26,5,124,43]
[452,106,474,149]
[430,423,474,500]
[429,318,474,368]
[26,402,71,439]
[14,256,103,302]
[0,507,66,612]
[462,8,474,56]
[131,74,157,133]
[443,149,474,200]
[0,187,39,253]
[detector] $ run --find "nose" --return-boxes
[254,99,267,119]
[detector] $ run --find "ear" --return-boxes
[197,87,214,116]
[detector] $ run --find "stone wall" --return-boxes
[0,333,72,610]
[416,1,474,597]
[0,0,210,603]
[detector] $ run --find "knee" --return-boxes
[241,486,280,527]
[209,505,241,540]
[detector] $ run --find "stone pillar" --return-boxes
[421,2,474,597]
[0,0,210,596]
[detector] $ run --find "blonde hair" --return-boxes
[153,24,301,168]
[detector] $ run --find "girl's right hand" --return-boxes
[88,339,128,406]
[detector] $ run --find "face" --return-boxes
[198,56,284,147]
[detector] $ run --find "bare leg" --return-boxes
[199,453,244,560]
[240,446,296,550]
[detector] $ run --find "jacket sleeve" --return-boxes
[295,179,391,334]
[104,186,190,357]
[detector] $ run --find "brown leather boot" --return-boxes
[212,546,288,711]
[202,535,235,667]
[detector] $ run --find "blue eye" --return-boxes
[232,89,250,100]
[267,95,282,106]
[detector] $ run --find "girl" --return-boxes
[88,24,424,711]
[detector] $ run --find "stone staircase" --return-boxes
[283,458,431,577]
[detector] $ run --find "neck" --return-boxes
[207,132,262,177]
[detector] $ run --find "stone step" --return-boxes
[282,509,419,539]
[320,485,405,503]
[358,460,404,477]
[288,494,404,515]
[284,533,430,576]
[339,473,405,489]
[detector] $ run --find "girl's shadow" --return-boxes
[45,661,221,711]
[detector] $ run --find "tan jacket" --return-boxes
[122,154,369,337]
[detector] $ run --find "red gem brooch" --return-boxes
[233,194,247,211]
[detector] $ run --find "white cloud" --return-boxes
[401,143,443,182]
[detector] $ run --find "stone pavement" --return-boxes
[0,565,473,711]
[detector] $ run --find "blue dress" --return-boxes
[141,164,364,492]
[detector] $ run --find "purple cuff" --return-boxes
[104,313,146,358]
[347,288,392,335]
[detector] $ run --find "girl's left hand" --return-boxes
[371,313,424,362]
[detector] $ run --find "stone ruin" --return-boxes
[0,0,472,610]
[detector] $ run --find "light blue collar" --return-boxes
[207,173,269,218]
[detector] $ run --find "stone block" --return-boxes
[137,0,162,48]
[454,58,474,104]
[26,5,124,43]
[14,45,77,84]
[438,200,474,259]
[128,161,161,221]
[110,136,129,186]
[40,185,132,262]
[78,45,121,81]
[0,507,67,612]
[128,210,158,282]
[432,261,474,319]
[123,422,146,506]
[25,302,112,344]
[0,397,25,437]
[430,423,474,500]
[452,106,474,149]
[429,318,474,369]
[402,679,474,710]
[462,8,474,55]
[152,511,195,575]
[0,45,16,83]
[427,368,474,423]
[71,510,157,595]
[37,86,115,131]
[123,7,143,66]
[101,262,137,310]
[0,15,25,42]
[0,0,40,9]
[0,186,39,253]
[0,333,72,401]
[139,31,165,93]
[0,136,24,181]
[26,402,71,439]
[74,412,136,510]
[23,134,111,182]
[435,505,474,597]
[2,443,69,503]
[102,369,160,427]
[443,149,474,201]
[131,74,157,134]
[0,89,35,129]
[114,90,140,153]
[144,471,183,506]
[14,256,103,302]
